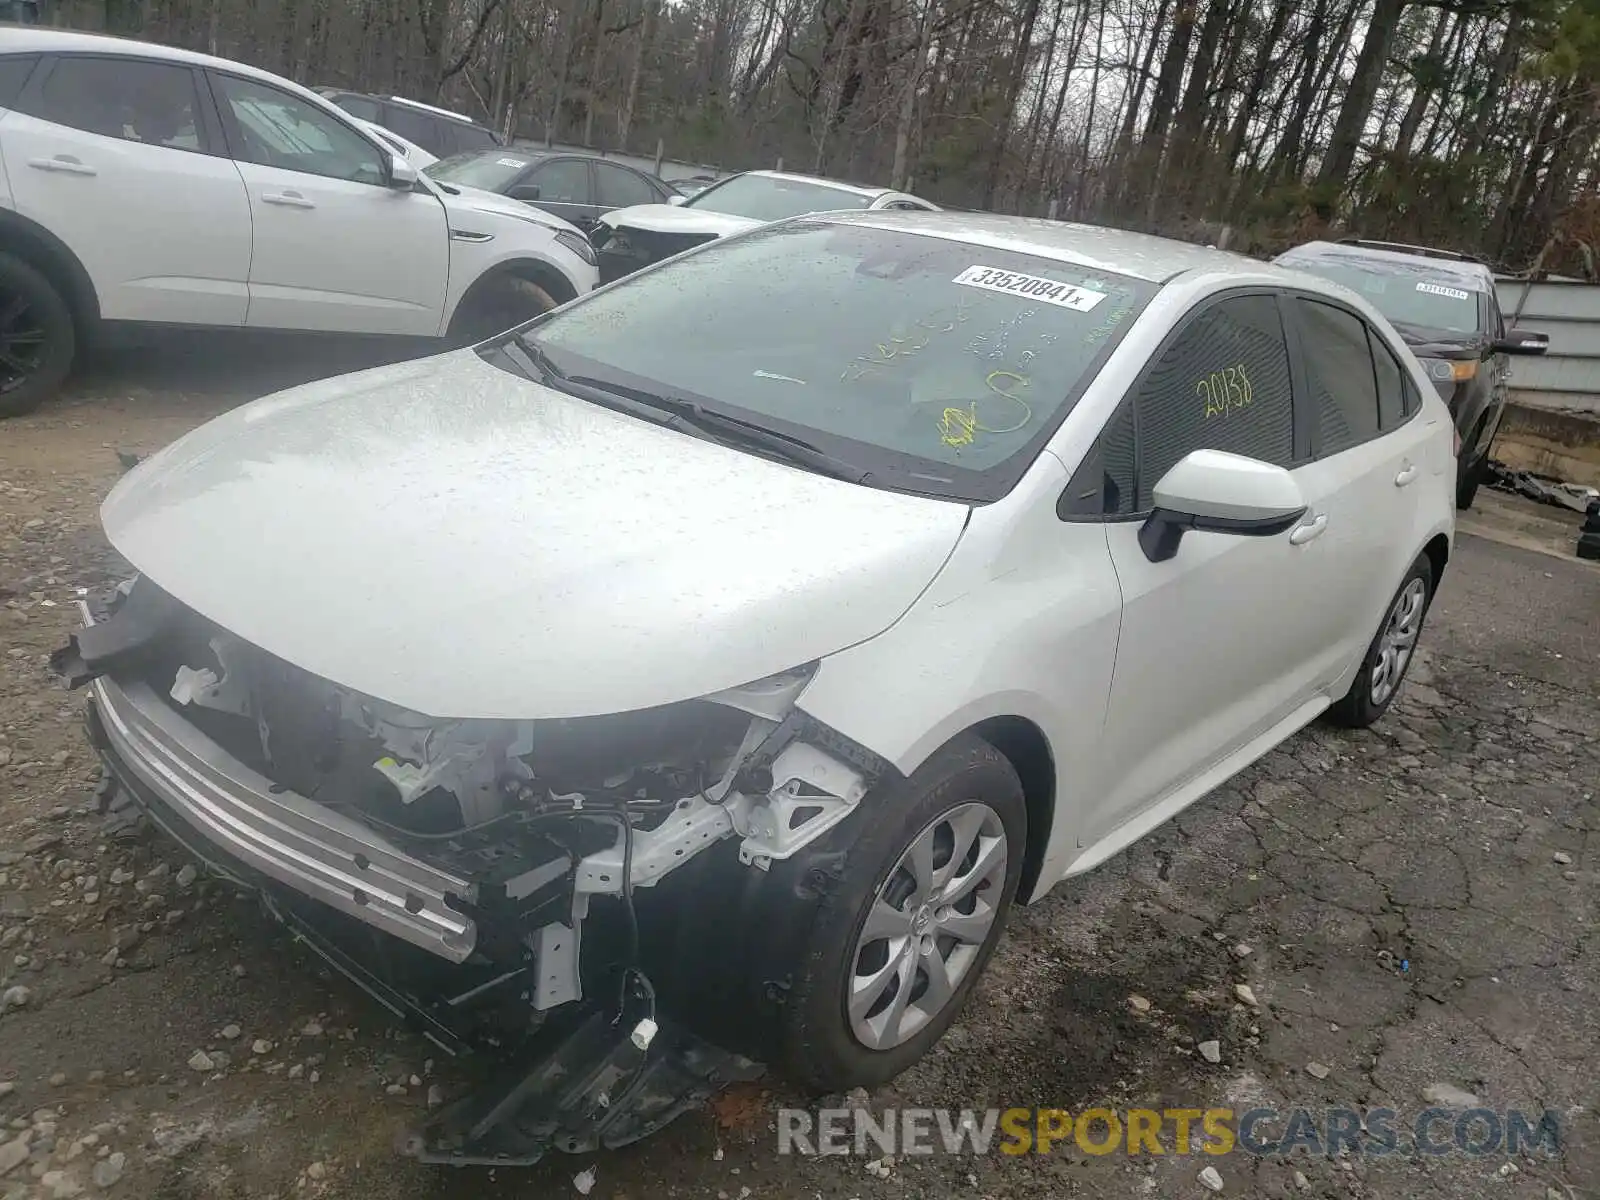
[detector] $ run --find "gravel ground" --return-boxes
[1,336,1597,1200]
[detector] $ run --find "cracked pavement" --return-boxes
[0,337,1596,1199]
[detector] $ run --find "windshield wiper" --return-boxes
[565,374,871,484]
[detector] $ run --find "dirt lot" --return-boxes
[1,336,1598,1200]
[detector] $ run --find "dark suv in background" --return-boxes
[1274,239,1549,508]
[315,89,501,159]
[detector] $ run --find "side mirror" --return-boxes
[388,153,418,189]
[1138,449,1308,563]
[508,183,541,202]
[667,193,687,206]
[1493,328,1549,356]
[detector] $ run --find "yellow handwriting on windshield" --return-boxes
[938,372,1033,448]
[1198,363,1254,418]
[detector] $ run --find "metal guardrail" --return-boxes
[1494,276,1600,418]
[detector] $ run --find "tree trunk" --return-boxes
[582,0,607,146]
[1393,9,1449,156]
[617,0,655,144]
[889,0,937,191]
[1223,0,1293,172]
[1317,0,1406,188]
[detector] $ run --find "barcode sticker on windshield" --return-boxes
[1416,281,1470,300]
[952,265,1107,311]
[497,157,528,168]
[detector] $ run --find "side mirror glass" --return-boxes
[509,183,541,202]
[667,193,687,206]
[388,153,418,189]
[1139,449,1307,563]
[1493,328,1549,356]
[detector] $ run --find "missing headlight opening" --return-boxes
[57,577,883,1165]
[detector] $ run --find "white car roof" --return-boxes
[738,169,894,200]
[811,209,1275,284]
[0,28,330,97]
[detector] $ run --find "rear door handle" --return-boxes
[1395,463,1418,487]
[1288,513,1328,545]
[28,155,96,176]
[262,191,315,209]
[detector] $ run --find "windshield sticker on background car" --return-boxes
[1198,364,1253,419]
[1416,281,1470,300]
[952,266,1108,311]
[497,157,527,168]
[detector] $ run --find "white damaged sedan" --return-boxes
[57,211,1455,1163]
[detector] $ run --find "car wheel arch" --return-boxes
[1422,532,1449,589]
[0,208,101,335]
[925,715,1056,905]
[456,255,580,314]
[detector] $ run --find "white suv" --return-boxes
[0,29,600,418]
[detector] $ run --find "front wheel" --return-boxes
[1324,555,1434,729]
[776,734,1026,1092]
[446,275,559,348]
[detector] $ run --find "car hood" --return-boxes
[599,203,764,238]
[435,181,581,237]
[101,351,969,720]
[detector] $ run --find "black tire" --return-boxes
[446,275,558,348]
[1324,554,1434,729]
[0,250,75,420]
[776,733,1027,1092]
[1455,414,1492,510]
[1456,446,1487,510]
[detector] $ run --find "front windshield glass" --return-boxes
[426,150,534,191]
[687,175,875,221]
[513,221,1157,500]
[1278,252,1482,335]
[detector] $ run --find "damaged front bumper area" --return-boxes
[55,576,891,1164]
[89,671,478,960]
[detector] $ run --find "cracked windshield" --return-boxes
[523,221,1156,488]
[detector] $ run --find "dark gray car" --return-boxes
[425,149,678,235]
[1274,239,1550,508]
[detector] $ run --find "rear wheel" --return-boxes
[1325,555,1434,729]
[775,734,1026,1092]
[0,250,75,420]
[446,275,559,348]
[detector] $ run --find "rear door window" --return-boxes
[381,104,444,156]
[452,123,499,152]
[34,56,206,152]
[594,161,660,208]
[1292,296,1381,456]
[330,93,381,121]
[1370,329,1411,430]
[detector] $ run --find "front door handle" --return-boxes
[1288,513,1328,545]
[28,155,96,176]
[1395,462,1419,487]
[262,190,315,209]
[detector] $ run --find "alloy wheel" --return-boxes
[847,801,1008,1051]
[0,287,46,395]
[1370,577,1428,706]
